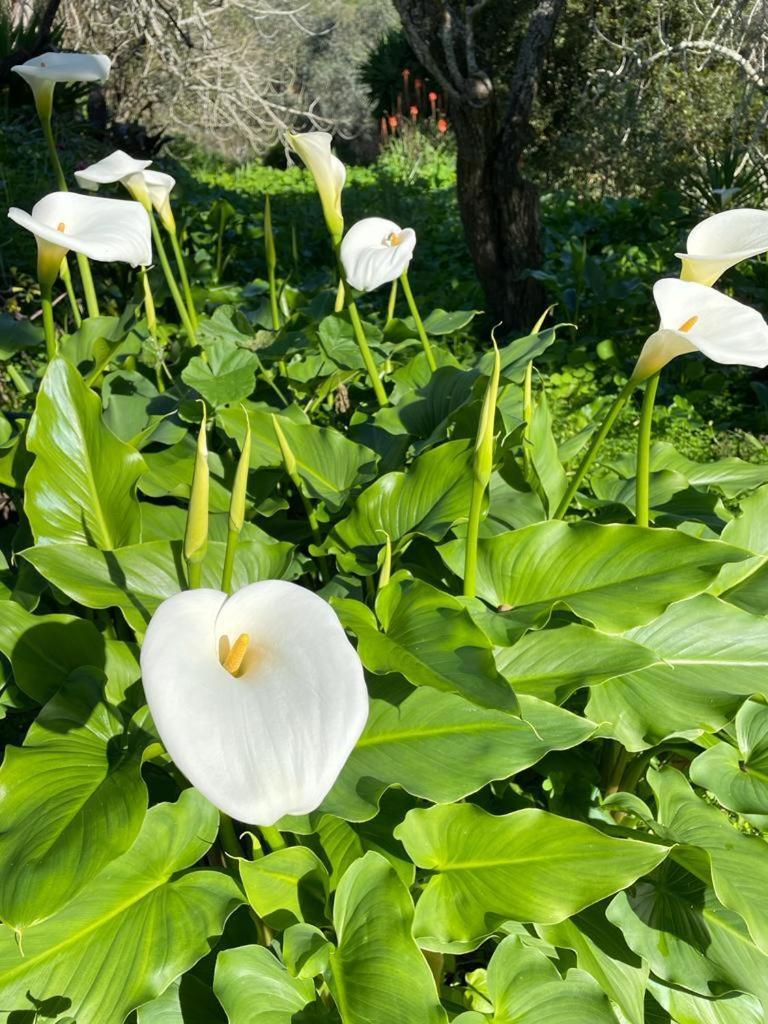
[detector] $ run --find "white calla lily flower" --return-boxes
[8,191,152,285]
[286,131,346,242]
[631,277,768,383]
[140,580,368,824]
[144,169,177,230]
[12,52,110,118]
[341,217,417,292]
[677,208,768,286]
[76,152,177,228]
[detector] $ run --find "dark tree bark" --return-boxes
[392,0,566,330]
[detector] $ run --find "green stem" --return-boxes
[216,213,225,284]
[186,559,202,589]
[40,112,66,190]
[219,812,244,860]
[267,265,280,331]
[259,825,287,851]
[522,360,534,480]
[400,271,436,371]
[7,363,30,396]
[346,294,388,407]
[553,380,636,519]
[221,526,239,594]
[59,258,82,327]
[334,277,345,313]
[635,372,660,528]
[150,216,196,341]
[168,226,198,328]
[385,278,398,326]
[463,476,484,599]
[75,252,100,319]
[40,285,56,361]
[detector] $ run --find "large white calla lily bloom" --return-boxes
[76,152,177,228]
[8,191,152,284]
[677,208,768,286]
[12,52,110,117]
[341,217,417,292]
[286,131,346,243]
[140,581,368,824]
[631,278,768,383]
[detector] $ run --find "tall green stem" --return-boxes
[400,271,436,371]
[75,253,100,319]
[267,266,280,331]
[150,216,196,341]
[168,227,198,328]
[636,372,660,528]
[59,258,82,327]
[40,284,56,361]
[463,476,484,599]
[553,380,636,519]
[40,113,66,190]
[385,279,398,326]
[221,528,239,595]
[346,293,388,407]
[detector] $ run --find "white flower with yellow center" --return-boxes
[12,51,110,118]
[631,277,768,383]
[8,191,152,287]
[678,208,768,286]
[340,217,417,292]
[286,131,346,243]
[140,580,368,825]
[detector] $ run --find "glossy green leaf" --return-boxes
[691,700,768,814]
[214,944,317,1023]
[608,442,768,499]
[139,433,232,512]
[328,851,447,1024]
[334,576,517,711]
[137,974,226,1024]
[240,846,329,930]
[650,982,762,1024]
[22,536,298,633]
[713,484,768,614]
[25,357,145,548]
[496,622,658,704]
[315,690,594,821]
[0,789,242,1022]
[395,803,668,947]
[441,522,747,632]
[0,670,148,929]
[182,342,260,406]
[587,596,768,749]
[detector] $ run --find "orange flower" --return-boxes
[437,118,448,134]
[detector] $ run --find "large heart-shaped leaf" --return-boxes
[25,358,145,549]
[0,670,149,929]
[395,803,668,947]
[441,522,746,632]
[0,789,242,1021]
[213,944,318,1023]
[182,342,260,406]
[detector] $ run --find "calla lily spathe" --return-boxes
[140,580,368,824]
[340,217,416,292]
[286,131,346,243]
[8,192,152,285]
[76,151,177,228]
[631,278,768,383]
[12,52,110,116]
[677,208,768,286]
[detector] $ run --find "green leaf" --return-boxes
[25,358,145,548]
[240,847,329,930]
[182,342,260,406]
[137,974,226,1024]
[650,982,762,1024]
[713,484,768,614]
[495,622,658,704]
[587,596,768,749]
[650,766,768,956]
[422,308,482,335]
[139,433,232,512]
[328,851,447,1024]
[327,440,475,572]
[691,700,768,814]
[22,536,299,633]
[440,522,746,632]
[214,944,317,1023]
[315,690,594,821]
[607,441,768,499]
[468,936,619,1024]
[0,312,43,358]
[283,923,333,979]
[0,670,148,929]
[219,402,377,509]
[334,575,517,711]
[0,789,242,1022]
[395,803,668,947]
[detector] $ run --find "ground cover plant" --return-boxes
[5,48,768,1024]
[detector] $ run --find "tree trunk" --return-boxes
[451,101,545,331]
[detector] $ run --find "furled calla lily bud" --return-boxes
[8,191,152,287]
[184,410,210,579]
[631,278,768,383]
[286,131,346,244]
[144,170,177,231]
[229,411,251,536]
[474,339,501,489]
[340,217,417,292]
[677,208,768,286]
[140,580,368,823]
[12,52,110,119]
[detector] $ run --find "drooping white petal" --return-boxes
[140,581,368,825]
[286,131,346,241]
[341,217,417,291]
[8,191,152,267]
[75,150,152,190]
[632,278,768,381]
[144,170,176,228]
[677,208,768,286]
[12,52,111,86]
